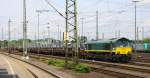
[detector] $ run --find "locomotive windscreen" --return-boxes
[115,41,131,47]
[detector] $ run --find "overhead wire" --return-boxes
[44,0,76,27]
[44,0,65,18]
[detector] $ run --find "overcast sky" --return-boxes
[0,0,150,40]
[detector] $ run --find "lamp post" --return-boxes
[1,27,4,49]
[47,25,50,46]
[22,0,29,59]
[132,0,140,53]
[36,10,49,42]
[80,18,84,37]
[8,19,11,53]
[36,10,49,58]
[142,27,144,40]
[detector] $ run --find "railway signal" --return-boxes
[63,32,69,41]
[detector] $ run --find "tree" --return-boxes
[143,38,150,43]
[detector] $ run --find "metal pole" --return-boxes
[47,26,50,44]
[34,32,36,40]
[142,27,144,40]
[65,0,69,68]
[2,27,3,41]
[133,1,139,53]
[74,0,79,65]
[96,11,99,40]
[37,13,40,42]
[36,10,49,41]
[1,27,3,48]
[8,19,11,53]
[57,25,60,40]
[118,30,120,38]
[65,0,79,65]
[37,12,40,58]
[59,27,61,41]
[81,18,84,37]
[60,30,62,47]
[102,33,104,39]
[135,2,137,42]
[23,0,28,59]
[36,10,49,58]
[137,27,139,41]
[115,31,117,38]
[57,25,61,47]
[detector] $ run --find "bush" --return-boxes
[48,60,65,67]
[48,60,91,73]
[48,60,55,65]
[74,64,91,73]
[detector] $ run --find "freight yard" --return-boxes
[0,0,150,78]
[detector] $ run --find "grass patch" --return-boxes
[73,64,91,73]
[48,59,65,67]
[48,59,91,73]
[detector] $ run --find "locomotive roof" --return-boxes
[86,37,130,44]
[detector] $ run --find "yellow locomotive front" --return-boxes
[115,47,132,55]
[112,40,132,62]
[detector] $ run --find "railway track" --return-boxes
[131,53,150,63]
[0,52,60,78]
[131,62,150,67]
[27,69,39,78]
[84,61,150,78]
[9,52,150,78]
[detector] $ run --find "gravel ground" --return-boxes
[132,53,150,62]
[57,67,118,78]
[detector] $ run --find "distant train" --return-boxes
[132,42,150,52]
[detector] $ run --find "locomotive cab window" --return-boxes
[115,41,130,47]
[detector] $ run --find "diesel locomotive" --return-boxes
[81,38,132,62]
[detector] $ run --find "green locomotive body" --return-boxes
[82,38,132,62]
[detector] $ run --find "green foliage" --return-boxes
[73,64,91,73]
[48,59,65,67]
[48,59,91,73]
[17,39,32,43]
[9,39,32,47]
[143,38,150,43]
[2,40,8,47]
